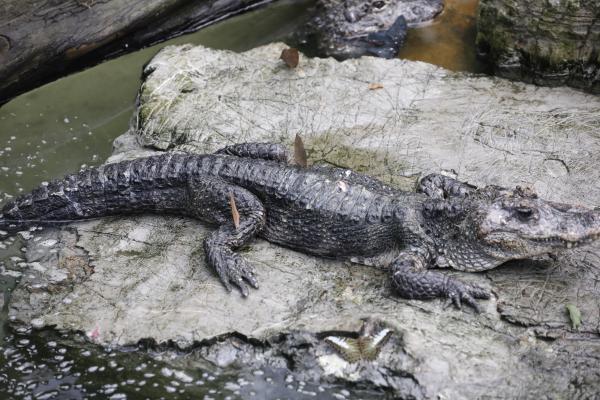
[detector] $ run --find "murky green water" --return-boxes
[399,0,487,73]
[0,0,312,197]
[0,0,484,398]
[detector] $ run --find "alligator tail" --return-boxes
[0,153,195,237]
[0,213,26,235]
[0,214,86,235]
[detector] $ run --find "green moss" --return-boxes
[307,134,416,191]
[136,72,193,141]
[476,4,515,63]
[476,0,600,93]
[565,303,582,330]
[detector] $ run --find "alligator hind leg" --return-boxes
[187,175,266,296]
[418,173,477,199]
[390,249,490,312]
[214,142,289,163]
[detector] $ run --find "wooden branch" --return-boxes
[0,0,272,104]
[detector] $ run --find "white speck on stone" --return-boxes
[173,370,194,383]
[2,270,22,278]
[30,318,44,328]
[40,239,58,247]
[30,262,46,272]
[318,354,360,380]
[128,226,150,243]
[48,268,68,283]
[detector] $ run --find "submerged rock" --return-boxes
[8,43,600,398]
[289,0,443,59]
[477,0,600,93]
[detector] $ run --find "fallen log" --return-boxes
[0,0,272,104]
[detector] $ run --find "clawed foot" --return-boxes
[210,250,259,297]
[443,277,490,313]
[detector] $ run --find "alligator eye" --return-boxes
[373,0,385,8]
[515,207,534,220]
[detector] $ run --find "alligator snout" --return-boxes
[551,207,600,248]
[344,8,364,23]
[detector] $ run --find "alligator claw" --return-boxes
[444,278,489,312]
[212,251,259,297]
[215,265,234,293]
[237,279,249,297]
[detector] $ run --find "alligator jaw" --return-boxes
[461,190,600,266]
[509,207,600,255]
[527,226,600,250]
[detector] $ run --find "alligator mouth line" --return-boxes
[526,233,600,249]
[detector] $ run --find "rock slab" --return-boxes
[7,43,600,398]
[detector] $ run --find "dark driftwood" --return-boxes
[0,0,271,104]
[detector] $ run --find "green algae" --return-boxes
[308,134,416,191]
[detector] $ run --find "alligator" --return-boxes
[1,142,599,311]
[291,0,444,59]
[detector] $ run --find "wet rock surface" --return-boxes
[477,0,600,94]
[7,43,600,398]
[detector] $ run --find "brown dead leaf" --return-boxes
[368,83,384,90]
[280,48,300,68]
[229,192,240,230]
[294,134,308,167]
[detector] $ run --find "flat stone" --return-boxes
[8,43,600,398]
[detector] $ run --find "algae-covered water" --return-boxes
[0,0,484,398]
[0,0,314,197]
[399,0,487,72]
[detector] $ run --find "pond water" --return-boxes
[0,0,482,398]
[399,0,487,72]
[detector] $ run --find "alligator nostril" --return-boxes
[344,9,359,23]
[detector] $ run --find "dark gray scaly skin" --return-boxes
[291,0,444,59]
[2,143,600,310]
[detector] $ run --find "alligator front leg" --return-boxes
[418,173,477,199]
[390,249,490,312]
[187,175,266,296]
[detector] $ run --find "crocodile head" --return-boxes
[424,186,600,271]
[293,0,444,59]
